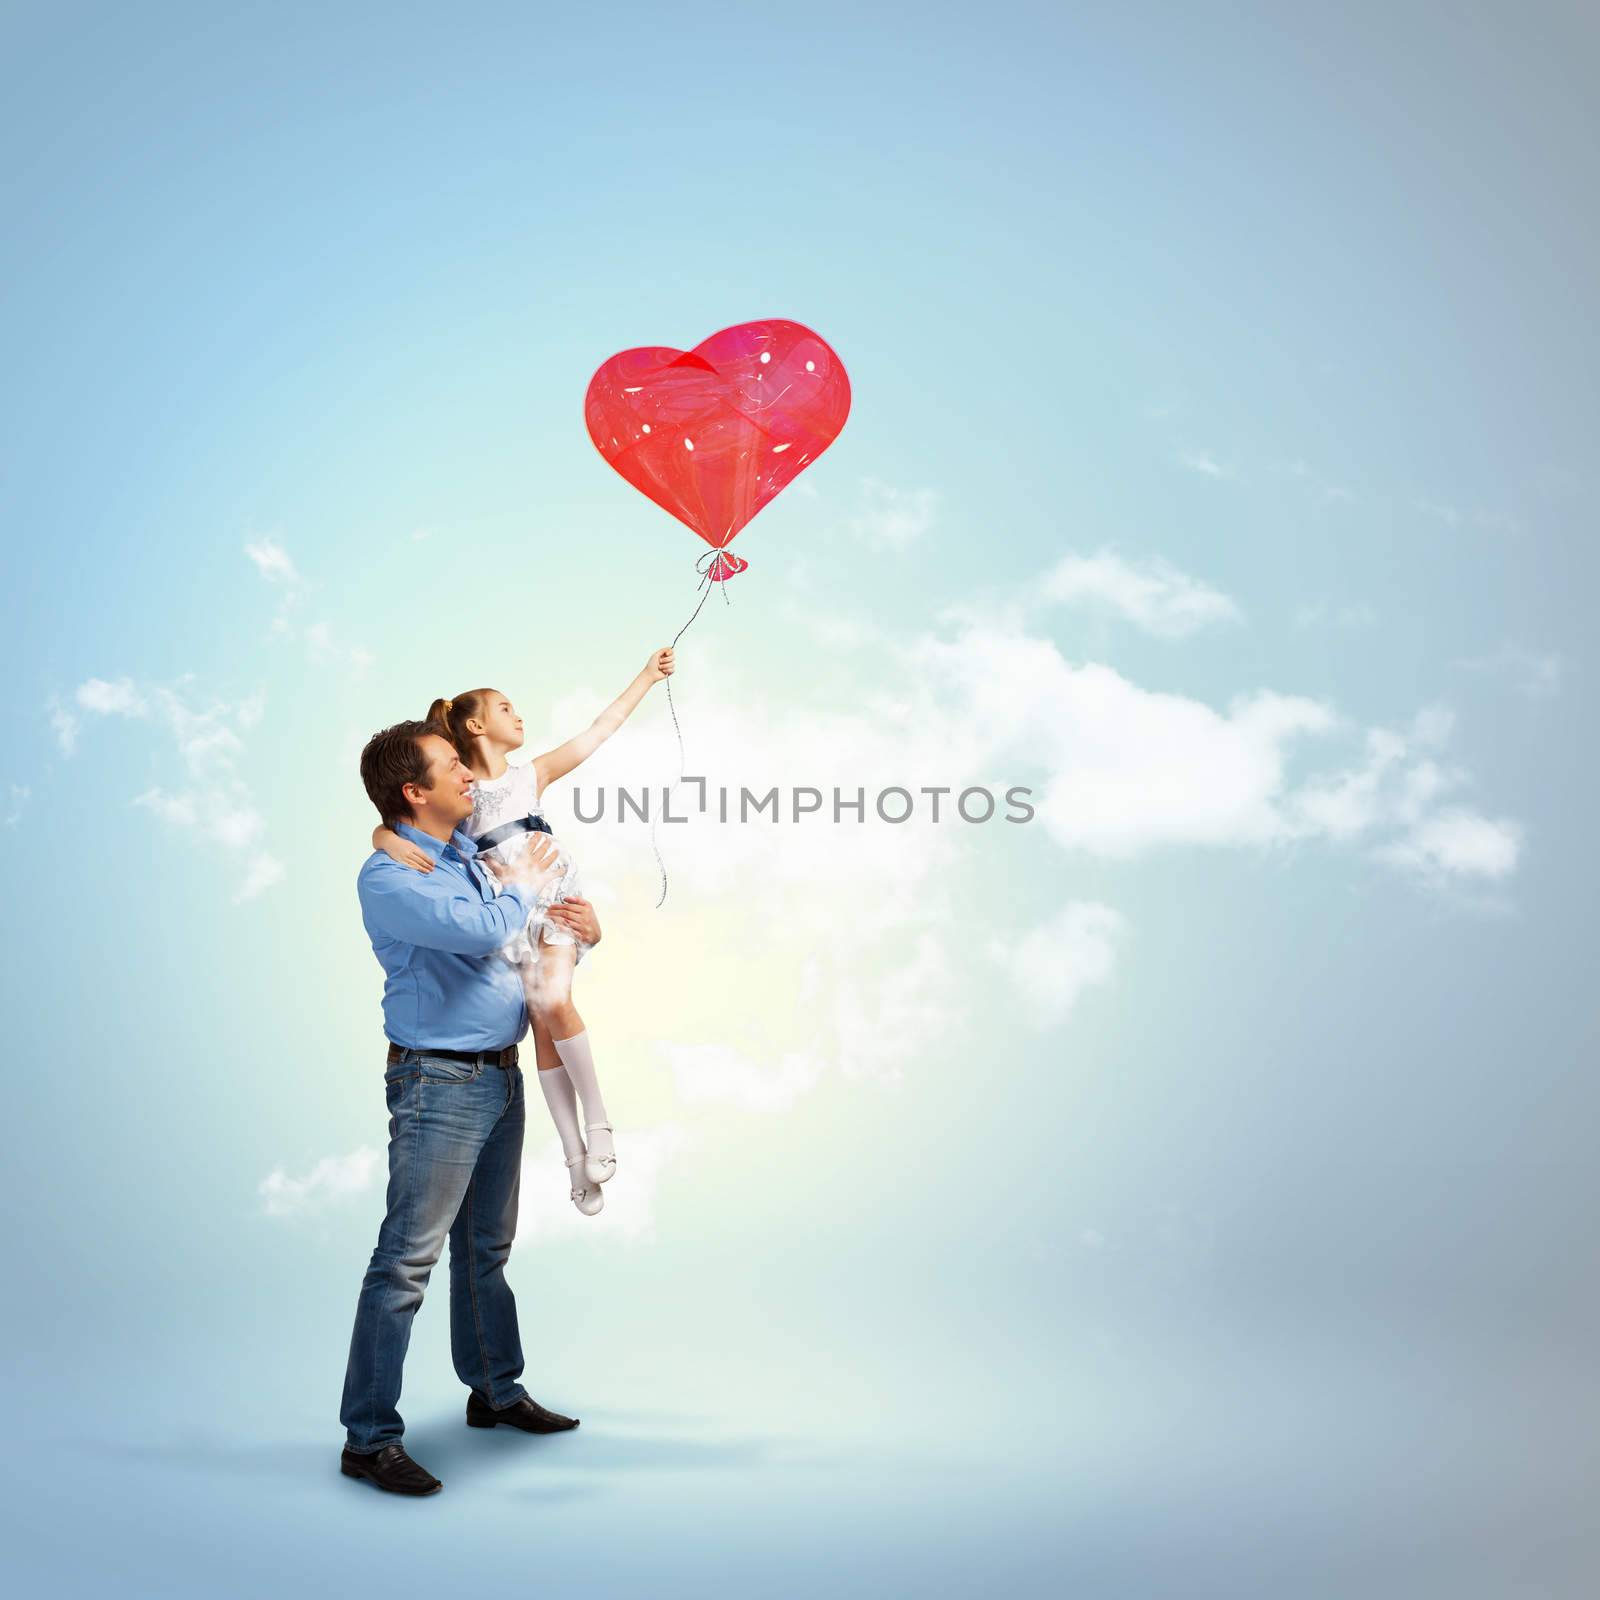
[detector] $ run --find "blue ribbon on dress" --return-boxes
[474,813,554,856]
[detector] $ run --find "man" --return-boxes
[338,720,602,1497]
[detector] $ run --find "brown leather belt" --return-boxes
[387,1042,519,1069]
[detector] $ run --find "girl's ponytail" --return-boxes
[425,690,491,767]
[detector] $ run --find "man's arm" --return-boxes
[361,864,533,957]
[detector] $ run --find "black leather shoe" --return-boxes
[340,1441,442,1495]
[466,1390,579,1433]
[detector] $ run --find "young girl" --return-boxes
[372,647,675,1216]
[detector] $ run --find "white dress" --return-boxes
[466,761,591,969]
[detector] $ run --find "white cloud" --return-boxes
[516,1122,693,1242]
[1038,549,1242,638]
[259,1145,383,1217]
[1177,449,1237,481]
[4,785,28,826]
[234,855,286,902]
[1409,704,1456,747]
[1374,808,1524,882]
[1278,459,1355,506]
[997,901,1127,1028]
[134,787,200,827]
[828,928,963,1082]
[1415,499,1521,536]
[1286,727,1409,841]
[59,676,282,903]
[257,1117,689,1238]
[908,623,1336,858]
[211,808,264,849]
[771,600,881,652]
[257,1116,691,1242]
[244,537,301,586]
[1280,704,1513,872]
[849,477,937,548]
[49,703,78,755]
[246,538,371,676]
[661,1043,823,1112]
[1451,643,1562,700]
[905,617,1517,880]
[76,676,148,717]
[164,708,244,772]
[1294,601,1377,631]
[305,622,374,675]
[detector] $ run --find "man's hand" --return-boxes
[545,895,602,947]
[483,833,563,898]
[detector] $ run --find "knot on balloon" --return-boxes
[696,548,748,587]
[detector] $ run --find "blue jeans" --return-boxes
[340,1048,530,1454]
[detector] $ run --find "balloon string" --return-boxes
[652,548,736,908]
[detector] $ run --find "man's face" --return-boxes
[405,733,475,828]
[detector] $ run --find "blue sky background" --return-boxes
[3,2,1597,1595]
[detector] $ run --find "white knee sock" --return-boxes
[537,1064,587,1161]
[554,1030,612,1160]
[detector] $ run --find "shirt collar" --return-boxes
[395,821,481,862]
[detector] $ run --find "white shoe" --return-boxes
[565,1151,604,1215]
[584,1122,616,1186]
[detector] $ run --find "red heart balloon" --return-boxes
[584,319,851,570]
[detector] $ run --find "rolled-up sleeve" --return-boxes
[361,865,531,956]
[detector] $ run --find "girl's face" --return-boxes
[475,692,525,752]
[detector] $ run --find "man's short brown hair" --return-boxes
[360,720,439,830]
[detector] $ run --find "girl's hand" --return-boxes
[644,646,675,683]
[377,827,434,874]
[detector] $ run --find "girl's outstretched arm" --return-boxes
[533,647,674,791]
[372,823,435,874]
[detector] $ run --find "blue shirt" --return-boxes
[357,822,533,1050]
